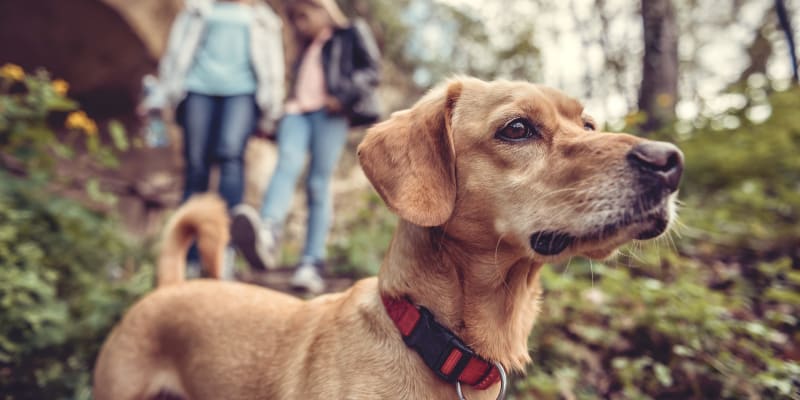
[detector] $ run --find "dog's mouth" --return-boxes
[530,231,575,255]
[529,199,672,256]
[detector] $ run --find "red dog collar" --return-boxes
[381,296,501,390]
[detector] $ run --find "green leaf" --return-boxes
[86,133,99,154]
[85,178,103,202]
[108,120,128,151]
[51,143,75,159]
[654,363,673,387]
[85,178,117,207]
[44,96,77,112]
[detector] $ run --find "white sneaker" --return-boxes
[290,263,325,294]
[230,204,279,270]
[186,261,202,279]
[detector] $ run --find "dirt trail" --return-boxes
[238,268,355,297]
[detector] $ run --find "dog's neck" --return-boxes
[378,220,543,372]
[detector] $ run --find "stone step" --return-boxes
[237,268,355,297]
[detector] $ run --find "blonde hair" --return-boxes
[292,0,349,28]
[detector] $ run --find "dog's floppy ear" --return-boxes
[358,81,463,227]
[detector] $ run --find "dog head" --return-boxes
[358,77,683,262]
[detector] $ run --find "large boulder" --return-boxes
[0,0,181,117]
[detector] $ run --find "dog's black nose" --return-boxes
[627,141,684,191]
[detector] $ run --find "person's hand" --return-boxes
[136,104,150,118]
[325,96,343,114]
[137,104,163,118]
[254,128,277,141]
[255,118,278,140]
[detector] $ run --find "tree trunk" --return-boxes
[775,0,799,83]
[638,0,679,133]
[737,10,773,84]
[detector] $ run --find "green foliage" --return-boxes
[0,66,144,399]
[677,88,800,255]
[516,253,799,400]
[0,172,153,400]
[0,64,127,182]
[329,192,397,278]
[338,0,416,73]
[337,0,541,88]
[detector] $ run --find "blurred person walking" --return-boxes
[141,0,285,278]
[231,0,380,294]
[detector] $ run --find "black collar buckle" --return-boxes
[403,305,480,383]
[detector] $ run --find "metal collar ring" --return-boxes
[455,361,507,400]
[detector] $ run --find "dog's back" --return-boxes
[157,193,229,286]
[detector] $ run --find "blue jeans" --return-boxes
[179,92,257,264]
[260,109,349,262]
[179,92,257,208]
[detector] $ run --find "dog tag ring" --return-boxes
[455,361,507,400]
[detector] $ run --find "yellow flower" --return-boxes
[52,79,69,96]
[0,63,25,81]
[84,120,99,136]
[66,111,98,136]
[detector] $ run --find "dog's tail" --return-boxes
[157,193,230,287]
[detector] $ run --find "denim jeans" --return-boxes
[260,109,349,262]
[179,92,257,208]
[179,92,257,264]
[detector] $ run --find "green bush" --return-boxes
[0,172,153,400]
[329,192,398,278]
[677,88,800,255]
[0,63,127,206]
[0,63,81,175]
[518,254,799,399]
[0,65,146,399]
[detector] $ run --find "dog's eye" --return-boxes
[583,121,596,131]
[497,119,537,142]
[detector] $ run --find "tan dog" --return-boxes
[93,77,683,400]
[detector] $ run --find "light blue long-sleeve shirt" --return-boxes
[184,2,257,96]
